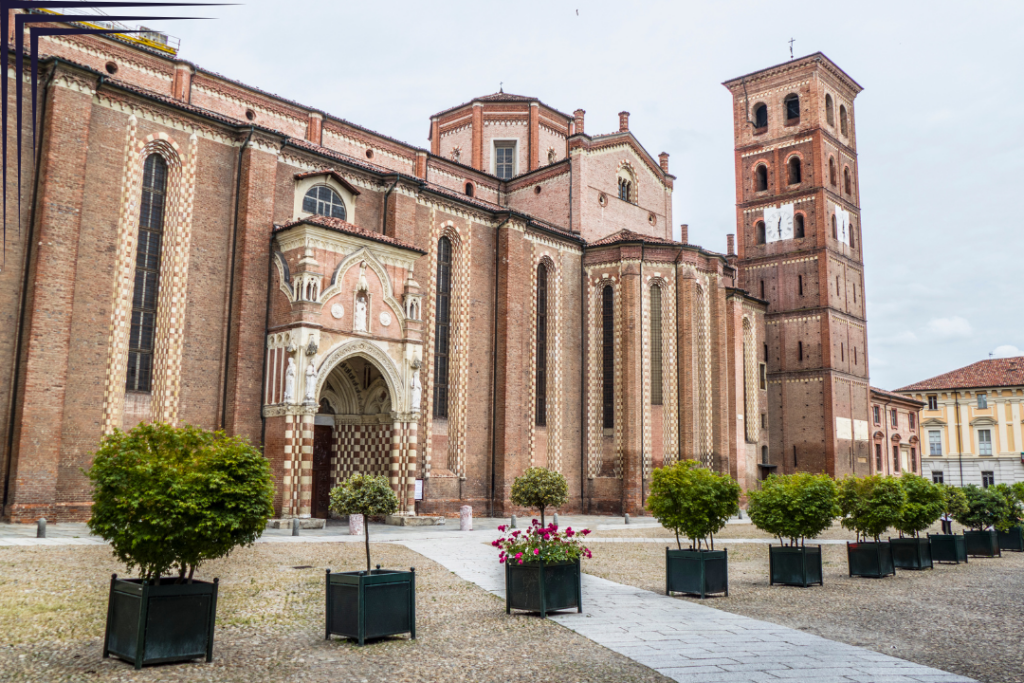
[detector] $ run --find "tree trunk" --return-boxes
[540,507,545,528]
[365,521,372,573]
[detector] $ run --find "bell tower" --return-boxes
[723,53,870,478]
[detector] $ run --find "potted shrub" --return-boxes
[646,460,739,598]
[994,483,1024,552]
[87,423,274,669]
[509,467,568,527]
[747,473,838,587]
[955,485,1007,558]
[326,474,414,645]
[889,474,944,570]
[929,485,969,563]
[838,475,905,578]
[495,519,591,618]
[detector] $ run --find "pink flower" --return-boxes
[515,552,523,560]
[498,525,506,532]
[566,528,575,537]
[491,539,499,547]
[533,548,540,556]
[499,556,506,564]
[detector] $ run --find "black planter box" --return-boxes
[768,545,823,587]
[505,558,582,618]
[997,526,1024,552]
[103,574,218,670]
[847,542,896,578]
[889,537,933,570]
[666,548,728,598]
[928,534,968,564]
[964,530,1001,558]
[325,568,416,646]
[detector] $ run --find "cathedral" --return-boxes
[0,12,871,522]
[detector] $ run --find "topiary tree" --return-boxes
[87,422,275,583]
[646,460,740,551]
[330,474,399,572]
[942,485,969,523]
[992,484,1023,532]
[894,473,945,538]
[747,472,839,547]
[954,485,1010,531]
[510,467,568,527]
[838,475,906,542]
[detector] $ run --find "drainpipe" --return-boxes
[489,213,512,517]
[220,125,255,430]
[640,247,645,511]
[3,62,56,511]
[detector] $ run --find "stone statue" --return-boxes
[354,294,367,333]
[357,260,369,292]
[283,358,296,403]
[410,364,422,412]
[304,360,318,403]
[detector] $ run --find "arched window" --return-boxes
[433,237,452,419]
[743,318,758,442]
[755,164,768,192]
[844,168,852,195]
[650,285,663,405]
[602,285,614,428]
[825,94,835,126]
[465,182,474,197]
[753,103,767,129]
[787,156,802,185]
[794,213,805,238]
[755,221,766,245]
[536,263,548,426]
[849,220,856,248]
[839,105,849,136]
[127,153,168,393]
[784,93,800,121]
[829,157,836,186]
[618,176,632,202]
[302,185,347,220]
[831,214,838,240]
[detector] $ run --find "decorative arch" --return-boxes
[693,280,713,467]
[742,316,758,443]
[753,162,769,192]
[531,251,563,470]
[320,246,406,332]
[617,161,638,203]
[785,153,802,185]
[315,339,406,414]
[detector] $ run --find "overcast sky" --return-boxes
[159,0,1023,390]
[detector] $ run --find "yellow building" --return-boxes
[897,357,1024,487]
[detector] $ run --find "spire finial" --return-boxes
[789,38,795,59]
[499,82,503,93]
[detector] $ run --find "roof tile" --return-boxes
[275,215,426,254]
[897,357,1024,392]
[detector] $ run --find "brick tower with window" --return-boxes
[723,53,870,478]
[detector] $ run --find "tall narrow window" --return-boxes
[650,285,663,405]
[798,275,803,296]
[794,213,805,238]
[753,103,767,128]
[495,142,515,179]
[127,154,168,392]
[875,444,882,471]
[763,342,768,362]
[433,237,452,418]
[844,168,852,195]
[928,395,938,410]
[929,430,942,455]
[787,156,801,185]
[760,280,765,299]
[839,105,849,136]
[602,286,614,428]
[978,429,992,455]
[798,341,803,361]
[825,94,835,125]
[829,157,836,186]
[784,93,800,121]
[536,263,548,426]
[755,164,768,192]
[756,221,766,244]
[831,214,838,239]
[874,406,881,424]
[891,408,898,428]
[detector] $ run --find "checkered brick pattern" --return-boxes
[743,317,759,443]
[694,278,714,468]
[528,249,563,472]
[100,125,198,433]
[640,274,679,475]
[332,423,391,482]
[585,273,623,480]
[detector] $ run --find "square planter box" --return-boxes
[847,542,895,578]
[928,534,968,564]
[889,537,933,570]
[768,545,823,587]
[997,526,1024,552]
[505,558,582,618]
[325,568,416,646]
[964,530,1001,558]
[666,548,728,598]
[103,574,218,670]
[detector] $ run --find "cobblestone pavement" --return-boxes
[403,537,975,683]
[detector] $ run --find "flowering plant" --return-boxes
[492,519,592,565]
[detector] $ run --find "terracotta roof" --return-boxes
[294,169,361,195]
[275,215,425,254]
[896,357,1024,392]
[870,386,925,406]
[432,92,572,121]
[588,229,680,248]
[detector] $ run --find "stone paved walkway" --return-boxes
[400,537,975,683]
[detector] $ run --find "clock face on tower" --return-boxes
[763,204,795,243]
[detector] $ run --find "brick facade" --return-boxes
[2,20,797,521]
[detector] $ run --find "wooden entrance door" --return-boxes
[312,425,333,519]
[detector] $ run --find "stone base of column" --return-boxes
[265,518,326,529]
[385,514,445,527]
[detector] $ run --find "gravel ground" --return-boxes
[0,543,670,683]
[581,536,1024,683]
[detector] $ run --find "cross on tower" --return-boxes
[789,38,795,59]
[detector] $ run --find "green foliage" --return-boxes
[509,467,568,527]
[838,475,906,542]
[954,485,1010,531]
[894,473,945,538]
[645,460,740,550]
[329,474,399,571]
[942,485,969,520]
[747,473,839,546]
[1011,482,1024,506]
[992,484,1024,530]
[87,422,275,582]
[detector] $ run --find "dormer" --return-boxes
[293,169,361,223]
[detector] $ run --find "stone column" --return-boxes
[297,413,315,517]
[390,419,403,511]
[406,420,418,514]
[619,256,643,515]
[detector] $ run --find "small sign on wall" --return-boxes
[414,479,423,501]
[836,417,853,440]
